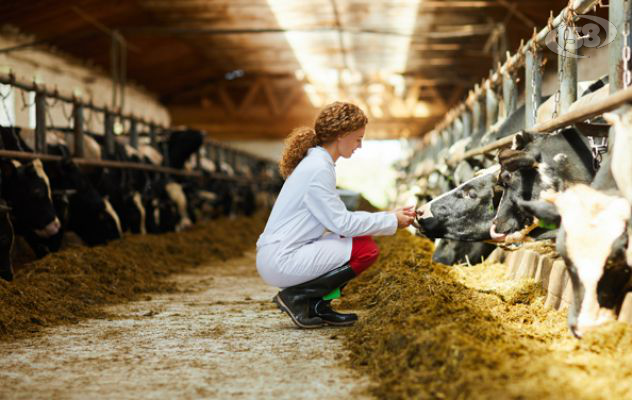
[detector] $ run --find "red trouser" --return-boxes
[349,236,380,275]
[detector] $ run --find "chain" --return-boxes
[60,100,74,125]
[529,33,539,126]
[0,85,23,151]
[46,104,55,128]
[623,21,631,89]
[531,63,538,124]
[0,85,14,124]
[18,89,35,110]
[588,135,608,171]
[552,25,569,120]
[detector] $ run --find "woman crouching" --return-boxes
[256,101,415,328]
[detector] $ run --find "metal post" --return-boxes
[229,149,237,172]
[502,69,518,115]
[215,144,223,171]
[610,0,630,92]
[34,92,46,153]
[485,83,499,129]
[72,103,84,157]
[558,24,578,114]
[104,111,115,159]
[149,123,157,148]
[451,119,460,145]
[161,130,170,168]
[525,48,543,129]
[462,109,472,139]
[129,119,138,149]
[473,95,486,134]
[195,149,201,170]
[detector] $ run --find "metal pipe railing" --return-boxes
[412,0,632,176]
[426,0,601,140]
[0,72,281,184]
[450,84,632,164]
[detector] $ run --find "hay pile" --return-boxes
[0,213,266,340]
[341,231,632,400]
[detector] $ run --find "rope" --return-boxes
[60,100,74,126]
[0,86,24,152]
[18,89,35,110]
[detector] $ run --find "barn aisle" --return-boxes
[0,252,369,400]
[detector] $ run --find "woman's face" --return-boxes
[337,127,365,158]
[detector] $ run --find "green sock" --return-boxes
[322,288,341,300]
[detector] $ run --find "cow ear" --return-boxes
[498,149,537,171]
[512,130,534,150]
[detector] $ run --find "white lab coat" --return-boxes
[256,146,397,288]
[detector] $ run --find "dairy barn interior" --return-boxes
[2,0,632,399]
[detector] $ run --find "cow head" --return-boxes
[1,159,60,238]
[490,130,581,240]
[415,165,503,241]
[548,185,631,338]
[56,160,122,245]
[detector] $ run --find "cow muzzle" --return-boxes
[570,308,617,338]
[35,217,61,238]
[489,223,507,242]
[412,204,432,231]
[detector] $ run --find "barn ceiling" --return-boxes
[0,0,572,140]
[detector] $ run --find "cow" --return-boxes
[490,128,595,241]
[0,195,14,281]
[415,164,503,241]
[524,156,630,338]
[1,127,122,250]
[518,105,632,338]
[0,158,61,258]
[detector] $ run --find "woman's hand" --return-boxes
[393,206,416,229]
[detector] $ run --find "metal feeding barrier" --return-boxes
[0,72,281,186]
[410,0,631,172]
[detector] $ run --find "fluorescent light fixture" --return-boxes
[266,0,421,109]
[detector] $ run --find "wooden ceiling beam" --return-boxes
[238,77,264,113]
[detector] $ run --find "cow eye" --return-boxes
[468,189,477,199]
[500,170,511,184]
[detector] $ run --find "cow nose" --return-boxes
[569,323,582,339]
[416,203,433,219]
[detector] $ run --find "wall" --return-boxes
[0,27,169,133]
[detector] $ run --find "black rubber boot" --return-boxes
[311,299,358,326]
[273,263,356,329]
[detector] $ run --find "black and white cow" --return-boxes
[524,154,630,337]
[0,180,14,281]
[1,127,122,250]
[0,158,61,257]
[490,128,595,240]
[415,164,503,241]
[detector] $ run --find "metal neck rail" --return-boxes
[432,0,602,135]
[415,0,632,173]
[0,71,280,182]
[0,148,266,184]
[450,85,632,163]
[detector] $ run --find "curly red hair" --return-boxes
[279,102,367,179]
